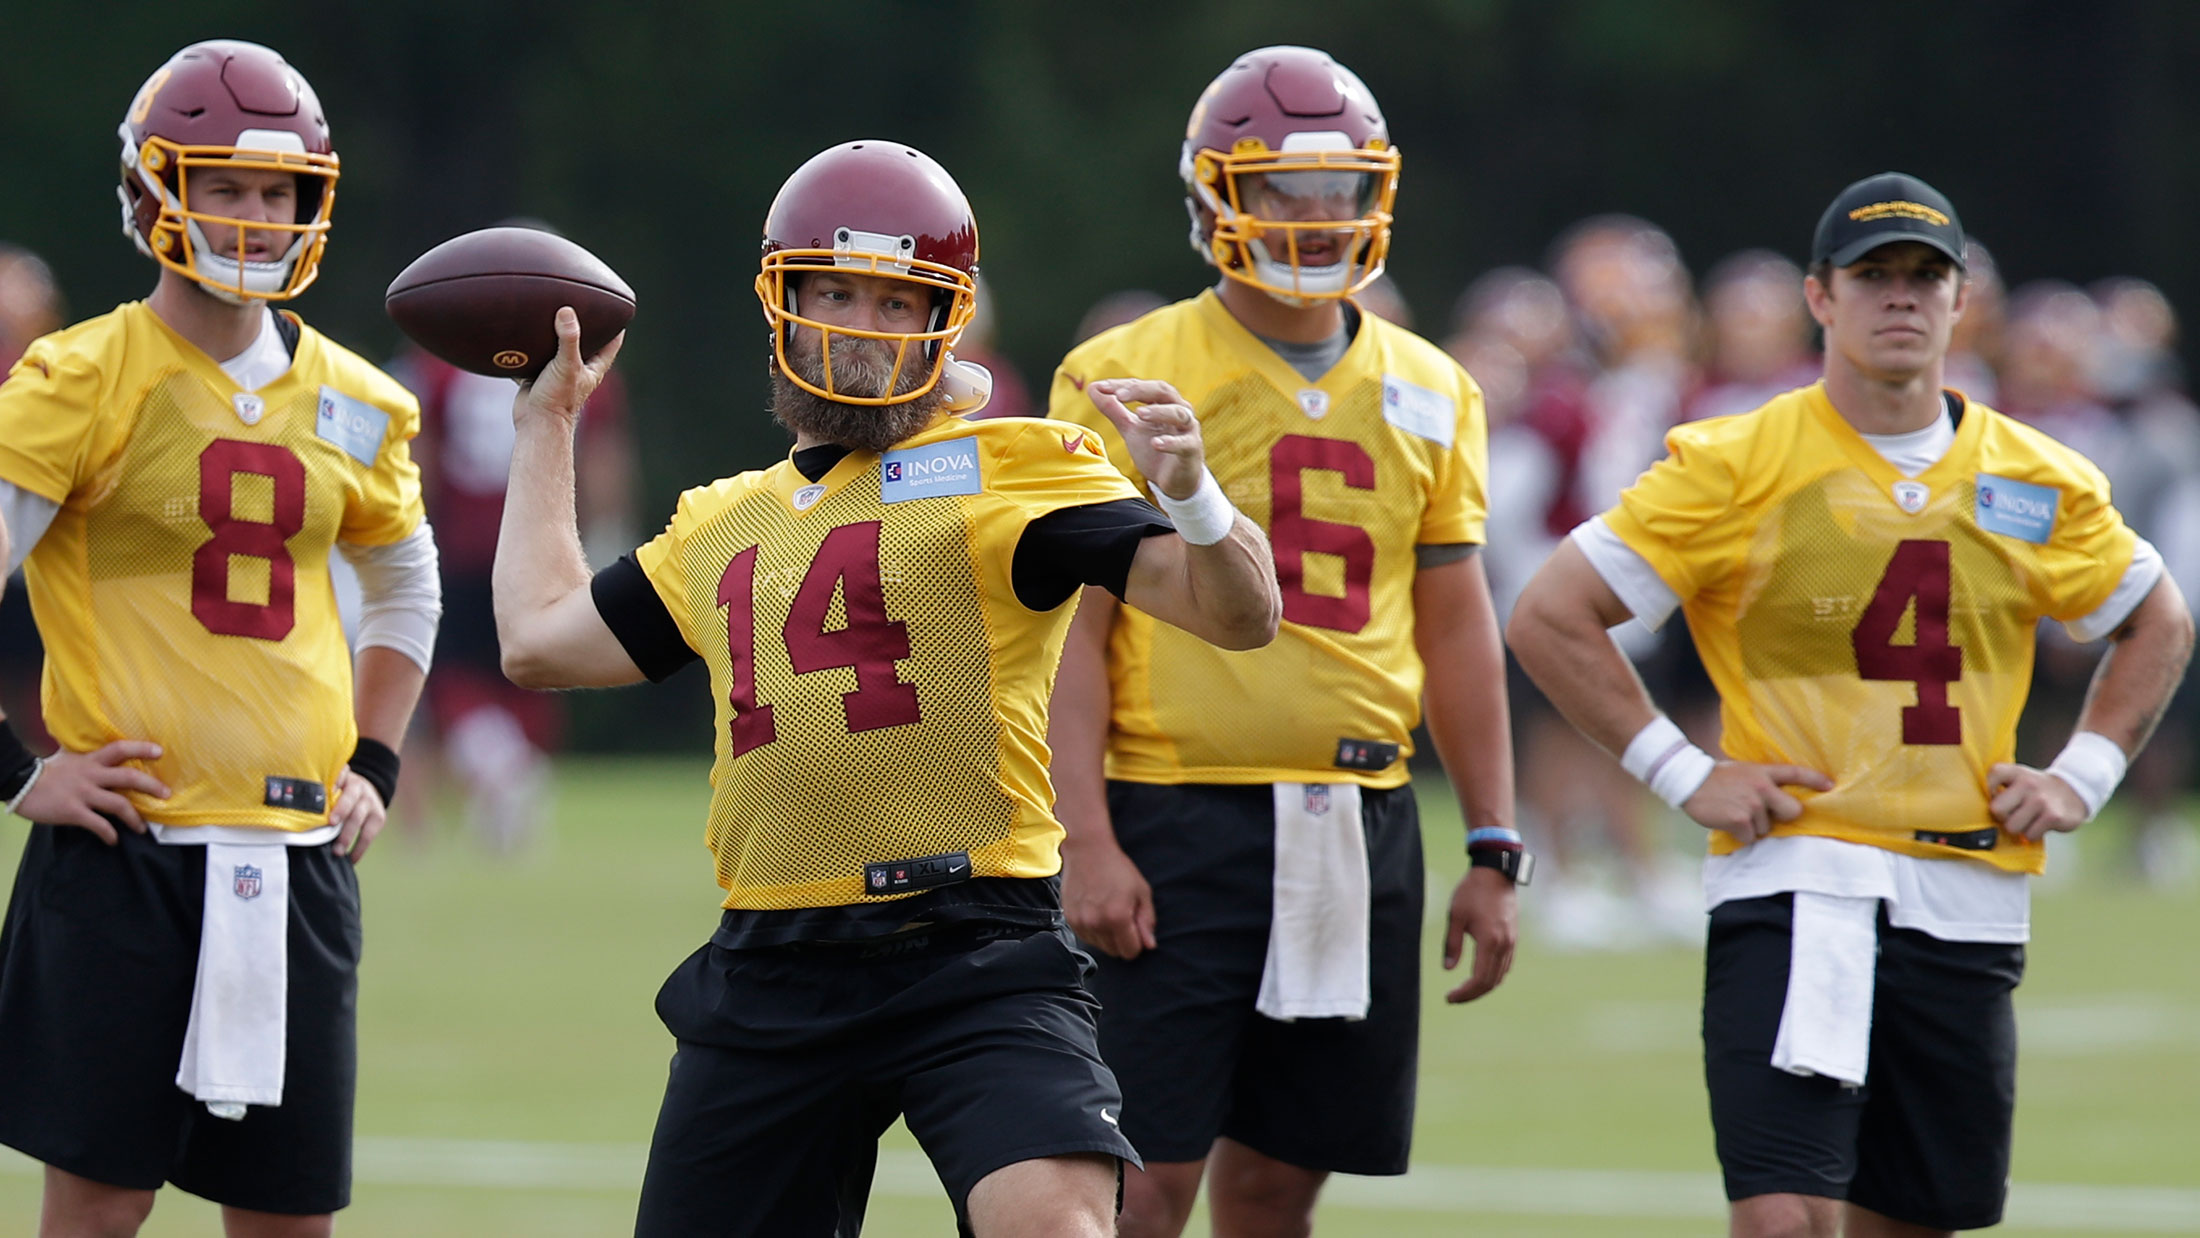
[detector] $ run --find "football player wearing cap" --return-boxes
[491,140,1280,1237]
[1508,172,2191,1238]
[1046,45,1521,1236]
[0,39,439,1235]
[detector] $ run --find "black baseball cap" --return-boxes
[1810,172,1965,269]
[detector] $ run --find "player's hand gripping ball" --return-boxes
[385,227,634,379]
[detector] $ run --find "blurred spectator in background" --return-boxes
[1071,289,1169,346]
[1947,239,2006,403]
[1551,215,1698,523]
[1356,271,1414,328]
[2001,281,2117,461]
[0,244,64,745]
[393,306,638,850]
[0,246,62,371]
[1686,249,1816,423]
[1450,260,1697,946]
[949,274,1034,419]
[2089,278,2200,883]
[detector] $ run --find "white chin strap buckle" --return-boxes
[940,354,993,415]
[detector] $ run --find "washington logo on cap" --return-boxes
[1848,201,1952,226]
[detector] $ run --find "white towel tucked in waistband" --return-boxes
[175,842,291,1118]
[1771,891,1879,1087]
[1256,782,1371,1022]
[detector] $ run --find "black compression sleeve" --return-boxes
[1012,498,1176,611]
[590,555,701,682]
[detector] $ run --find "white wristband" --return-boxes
[4,757,45,816]
[1621,716,1717,810]
[1151,468,1236,547]
[2044,730,2128,822]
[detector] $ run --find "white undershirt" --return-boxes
[1569,409,2164,944]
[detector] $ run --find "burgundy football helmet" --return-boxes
[118,40,339,303]
[1181,46,1400,304]
[755,141,980,405]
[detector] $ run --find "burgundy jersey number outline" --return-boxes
[192,439,306,640]
[718,521,922,756]
[1270,435,1376,633]
[1852,538,1963,745]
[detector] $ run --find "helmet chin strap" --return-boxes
[938,354,993,415]
[184,216,302,302]
[1244,238,1356,306]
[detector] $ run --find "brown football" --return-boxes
[385,227,635,379]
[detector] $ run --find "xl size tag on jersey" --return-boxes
[880,438,981,503]
[863,851,972,894]
[264,776,327,814]
[1381,374,1455,448]
[317,386,389,467]
[1975,474,2058,544]
[1334,738,1400,771]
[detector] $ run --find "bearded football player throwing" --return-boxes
[0,40,439,1237]
[491,140,1280,1237]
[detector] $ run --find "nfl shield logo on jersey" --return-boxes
[1303,784,1331,815]
[1892,481,1930,514]
[233,865,263,901]
[1296,389,1330,419]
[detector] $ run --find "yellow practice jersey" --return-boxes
[635,414,1145,910]
[1606,383,2138,874]
[1051,290,1488,788]
[0,303,423,831]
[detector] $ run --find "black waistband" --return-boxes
[1912,827,1999,851]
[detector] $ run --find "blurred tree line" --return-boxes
[5,0,2197,750]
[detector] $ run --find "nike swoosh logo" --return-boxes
[948,862,968,873]
[1062,433,1084,454]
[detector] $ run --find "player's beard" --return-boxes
[773,331,947,454]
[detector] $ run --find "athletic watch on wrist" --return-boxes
[1464,826,1535,887]
[1468,846,1534,887]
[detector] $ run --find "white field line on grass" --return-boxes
[4,1140,2196,1231]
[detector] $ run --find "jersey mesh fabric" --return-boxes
[636,415,1143,910]
[0,304,423,830]
[1051,290,1487,787]
[1605,384,2136,874]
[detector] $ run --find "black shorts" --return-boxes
[1088,780,1424,1174]
[1703,894,2023,1231]
[636,920,1137,1238]
[0,823,362,1215]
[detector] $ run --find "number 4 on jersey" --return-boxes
[1851,539,1962,745]
[718,521,923,757]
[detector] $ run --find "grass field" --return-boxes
[1,757,2194,1235]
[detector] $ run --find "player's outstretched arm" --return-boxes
[1508,540,1831,844]
[1089,379,1279,651]
[1991,574,2196,840]
[1416,553,1518,1002]
[494,308,645,690]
